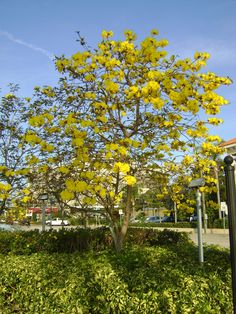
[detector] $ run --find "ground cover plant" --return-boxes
[0,228,233,313]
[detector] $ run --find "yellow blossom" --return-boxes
[99,188,106,198]
[207,117,223,125]
[72,138,84,147]
[124,175,136,185]
[74,181,88,192]
[151,29,159,36]
[60,190,74,201]
[104,80,119,94]
[0,183,12,191]
[58,166,70,174]
[101,30,113,39]
[113,162,130,174]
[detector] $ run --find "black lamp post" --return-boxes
[224,155,236,314]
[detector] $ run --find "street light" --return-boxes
[38,193,48,231]
[224,155,236,314]
[189,178,205,264]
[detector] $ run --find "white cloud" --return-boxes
[0,29,54,60]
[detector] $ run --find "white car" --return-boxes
[46,218,70,226]
[189,214,198,222]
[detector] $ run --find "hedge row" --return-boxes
[130,221,197,228]
[0,245,232,313]
[0,227,191,254]
[131,219,229,229]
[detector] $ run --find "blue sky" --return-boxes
[0,0,235,140]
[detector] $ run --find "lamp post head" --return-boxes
[38,193,48,201]
[224,155,234,166]
[189,178,205,189]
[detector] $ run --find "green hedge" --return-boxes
[212,218,229,229]
[130,221,197,228]
[0,245,232,313]
[131,220,230,229]
[0,227,191,255]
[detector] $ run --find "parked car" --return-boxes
[161,216,175,223]
[189,214,198,222]
[46,218,70,226]
[0,223,21,232]
[145,216,161,223]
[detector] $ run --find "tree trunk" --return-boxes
[109,185,132,252]
[110,225,125,253]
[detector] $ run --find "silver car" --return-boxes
[145,216,161,223]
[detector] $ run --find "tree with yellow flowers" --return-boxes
[25,29,231,251]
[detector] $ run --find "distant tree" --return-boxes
[24,29,231,251]
[0,85,32,215]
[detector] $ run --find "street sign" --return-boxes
[221,202,228,215]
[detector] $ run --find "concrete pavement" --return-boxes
[189,231,230,248]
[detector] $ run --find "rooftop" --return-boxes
[219,138,236,148]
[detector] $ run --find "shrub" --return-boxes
[126,228,191,247]
[0,227,191,255]
[212,218,229,229]
[130,221,194,228]
[0,246,232,313]
[149,228,191,245]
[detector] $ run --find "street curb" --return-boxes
[149,227,229,235]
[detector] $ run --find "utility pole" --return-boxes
[38,193,48,232]
[189,178,205,264]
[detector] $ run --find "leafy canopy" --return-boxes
[25,30,230,209]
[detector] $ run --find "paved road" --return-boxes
[189,231,230,248]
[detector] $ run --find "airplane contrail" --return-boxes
[0,29,54,60]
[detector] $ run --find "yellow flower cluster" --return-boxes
[65,179,88,192]
[207,117,223,125]
[58,166,70,174]
[182,155,194,166]
[24,132,41,145]
[40,141,54,152]
[55,58,70,72]
[101,30,114,39]
[4,93,16,99]
[194,52,211,60]
[205,135,221,143]
[0,183,12,191]
[42,86,55,97]
[60,190,74,201]
[29,113,53,127]
[113,162,130,174]
[201,142,223,155]
[124,175,136,186]
[104,80,119,94]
